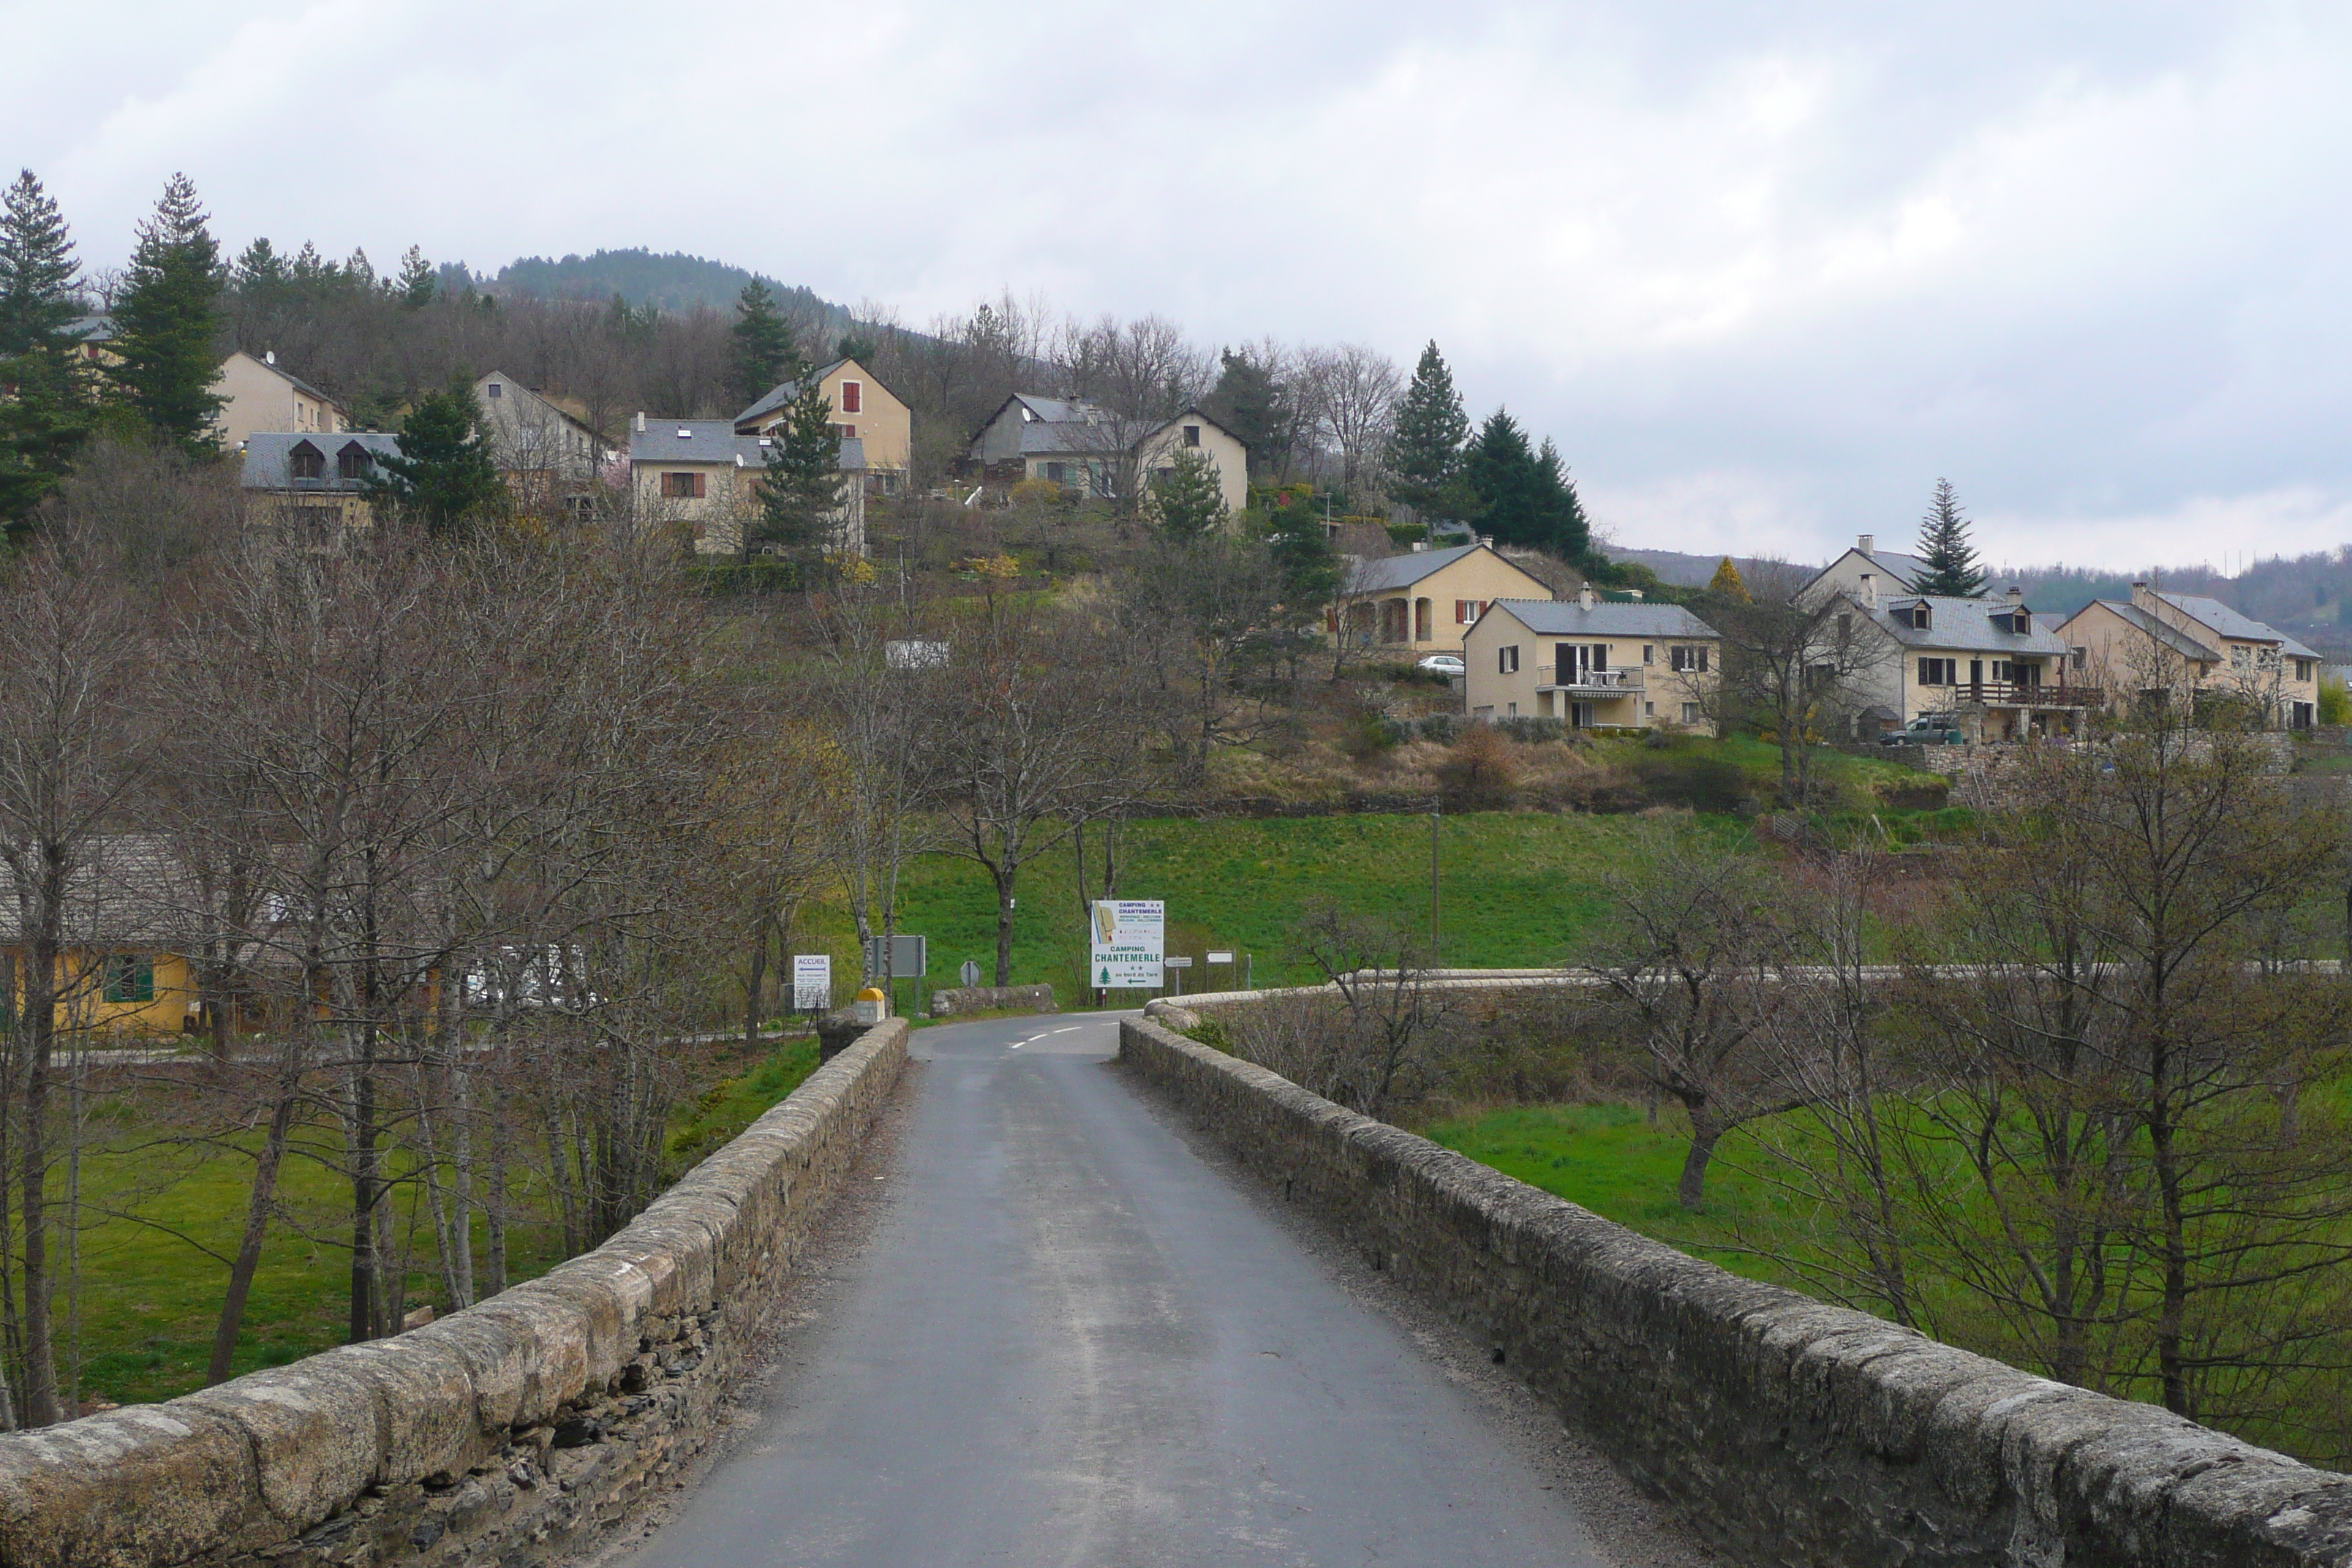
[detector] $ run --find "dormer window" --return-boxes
[1900,601,1930,630]
[336,441,373,480]
[288,440,325,480]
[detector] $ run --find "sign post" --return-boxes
[1163,955,1194,996]
[960,959,981,988]
[1089,900,1165,993]
[791,954,832,1014]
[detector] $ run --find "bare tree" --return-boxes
[1698,562,1893,805]
[1300,343,1400,495]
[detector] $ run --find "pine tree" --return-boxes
[731,279,799,407]
[1462,408,1542,546]
[1384,340,1469,521]
[1534,437,1592,562]
[1150,447,1229,538]
[1267,494,1339,613]
[1912,478,1986,597]
[232,237,289,298]
[1203,347,1292,477]
[365,377,504,535]
[110,172,225,451]
[750,381,843,564]
[395,246,436,309]
[1708,557,1751,602]
[0,170,91,527]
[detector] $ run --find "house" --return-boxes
[58,326,352,451]
[1839,583,2095,741]
[627,416,867,557]
[1798,532,1947,605]
[1327,541,1554,656]
[734,359,910,493]
[473,372,611,515]
[238,431,404,542]
[2057,582,2323,729]
[1462,589,1722,731]
[0,835,207,1037]
[965,395,1250,518]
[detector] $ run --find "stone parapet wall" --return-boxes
[1119,1016,2352,1566]
[926,983,1057,1018]
[0,1017,910,1568]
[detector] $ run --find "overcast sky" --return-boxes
[9,1,2349,570]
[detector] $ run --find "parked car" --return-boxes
[1415,654,1466,677]
[1883,714,1965,745]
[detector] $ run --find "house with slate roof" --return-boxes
[965,394,1249,519]
[239,430,404,543]
[1327,541,1554,656]
[734,358,909,492]
[627,416,866,558]
[1463,587,1723,731]
[2058,582,2323,730]
[1834,581,2100,741]
[1800,532,1950,605]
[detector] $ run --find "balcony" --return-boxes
[1537,666,1644,693]
[1933,680,2103,709]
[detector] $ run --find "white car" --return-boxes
[1415,654,1466,677]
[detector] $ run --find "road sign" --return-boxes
[960,959,980,987]
[1206,951,1234,965]
[791,954,832,1012]
[864,934,927,979]
[1090,900,1164,990]
[1163,957,1194,968]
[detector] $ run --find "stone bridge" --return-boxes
[2,1008,2348,1567]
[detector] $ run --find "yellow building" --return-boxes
[2057,582,2323,730]
[238,431,403,543]
[735,358,910,492]
[1462,589,1723,731]
[0,837,203,1036]
[1328,541,1555,657]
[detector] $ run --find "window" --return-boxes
[288,440,325,480]
[1644,701,1655,717]
[1682,703,1701,725]
[1456,600,1485,625]
[839,380,862,414]
[1499,645,1520,674]
[336,442,372,480]
[831,423,858,440]
[1507,702,1518,716]
[1918,657,1956,686]
[2294,701,2317,729]
[1183,424,1201,448]
[2296,657,2317,682]
[661,472,706,499]
[1044,461,1066,483]
[2231,645,2253,671]
[1670,645,1708,673]
[1901,602,1931,630]
[486,382,502,399]
[2071,646,2088,671]
[1643,644,1654,665]
[102,955,154,1005]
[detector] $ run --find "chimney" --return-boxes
[634,410,647,433]
[1859,571,1877,608]
[1858,532,1874,555]
[2007,585,2023,604]
[1578,581,1597,611]
[2130,578,2153,610]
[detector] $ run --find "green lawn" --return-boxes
[64,1034,821,1409]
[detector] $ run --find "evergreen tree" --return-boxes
[730,279,799,407]
[1150,447,1229,538]
[834,328,878,365]
[0,170,91,528]
[1267,494,1338,614]
[1534,436,1592,562]
[364,377,504,535]
[1203,347,1292,477]
[750,381,843,563]
[1912,478,1987,597]
[395,246,436,309]
[110,172,225,451]
[1461,408,1541,545]
[1708,557,1751,602]
[1384,340,1469,520]
[232,236,288,297]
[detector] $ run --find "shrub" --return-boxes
[2322,676,2351,727]
[1338,714,1404,761]
[1438,723,1519,809]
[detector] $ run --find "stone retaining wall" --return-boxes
[1119,1016,2352,1567]
[0,1017,910,1568]
[925,983,1057,1018]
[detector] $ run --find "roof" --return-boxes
[1485,597,1722,639]
[733,358,852,427]
[230,350,347,413]
[0,834,203,946]
[2067,600,2216,663]
[628,420,864,470]
[238,431,402,490]
[1858,594,2071,656]
[971,395,1247,459]
[1343,543,1492,593]
[1859,549,1933,590]
[2156,592,2322,659]
[64,313,113,343]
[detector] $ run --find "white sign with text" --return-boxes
[792,954,832,1011]
[1090,900,1166,990]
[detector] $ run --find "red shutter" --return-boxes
[840,380,862,414]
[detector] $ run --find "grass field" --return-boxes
[63,1034,821,1409]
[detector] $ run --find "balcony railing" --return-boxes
[1929,680,2104,708]
[1537,666,1643,692]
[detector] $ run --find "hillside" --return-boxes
[489,248,853,324]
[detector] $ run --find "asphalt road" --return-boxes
[619,1012,1655,1567]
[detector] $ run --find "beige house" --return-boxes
[237,431,402,542]
[966,395,1249,518]
[475,372,611,516]
[2058,583,2323,730]
[214,350,353,449]
[735,359,910,492]
[1799,532,1943,605]
[1462,590,1722,731]
[628,417,866,557]
[1327,542,1555,656]
[1838,584,2096,741]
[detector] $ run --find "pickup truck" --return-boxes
[1882,716,1965,745]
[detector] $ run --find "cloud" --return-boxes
[10,1,2352,568]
